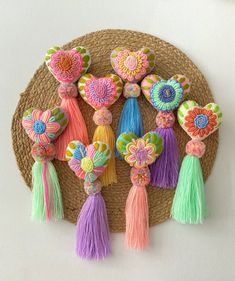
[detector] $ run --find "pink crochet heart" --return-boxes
[110,47,155,82]
[45,47,91,83]
[78,74,123,110]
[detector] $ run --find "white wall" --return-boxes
[0,0,234,280]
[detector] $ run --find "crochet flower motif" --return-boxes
[50,50,83,83]
[22,109,60,145]
[184,108,218,138]
[124,138,157,169]
[114,50,149,82]
[84,78,117,109]
[66,141,111,182]
[150,79,183,111]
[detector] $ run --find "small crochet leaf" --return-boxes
[116,132,137,156]
[141,74,191,111]
[110,47,156,82]
[78,73,123,110]
[45,46,91,83]
[142,131,164,156]
[177,100,222,141]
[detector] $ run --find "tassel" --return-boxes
[93,108,117,185]
[116,83,143,158]
[22,107,68,222]
[141,74,192,188]
[66,140,112,259]
[78,73,124,185]
[31,159,64,222]
[76,181,110,260]
[44,46,91,161]
[171,141,207,224]
[125,168,149,249]
[171,100,222,223]
[55,84,89,161]
[116,132,163,249]
[150,126,179,188]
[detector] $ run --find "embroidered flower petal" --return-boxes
[22,119,33,129]
[128,143,138,154]
[68,158,81,173]
[28,129,37,141]
[41,110,52,123]
[38,133,50,144]
[46,122,60,133]
[86,144,96,158]
[32,110,43,121]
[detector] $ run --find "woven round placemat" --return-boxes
[11,29,218,232]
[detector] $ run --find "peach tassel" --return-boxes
[55,84,89,161]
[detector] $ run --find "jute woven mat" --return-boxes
[11,29,218,232]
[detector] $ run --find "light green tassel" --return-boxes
[48,161,64,220]
[31,161,64,221]
[32,161,45,220]
[171,155,207,224]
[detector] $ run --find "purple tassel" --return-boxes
[76,192,110,260]
[150,127,179,188]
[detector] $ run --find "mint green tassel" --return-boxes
[171,155,207,224]
[31,161,64,221]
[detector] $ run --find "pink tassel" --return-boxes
[125,184,149,249]
[42,162,50,221]
[55,84,89,161]
[125,167,151,250]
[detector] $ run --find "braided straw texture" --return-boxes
[11,29,218,232]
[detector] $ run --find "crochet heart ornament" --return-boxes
[22,107,68,145]
[78,74,123,110]
[45,46,91,83]
[177,100,222,141]
[110,47,155,83]
[141,74,191,111]
[65,140,111,182]
[116,131,163,169]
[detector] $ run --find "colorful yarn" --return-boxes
[66,140,110,182]
[186,140,206,158]
[124,138,157,169]
[111,47,156,158]
[178,101,222,140]
[22,107,68,222]
[22,108,67,145]
[156,111,175,128]
[66,140,111,260]
[111,47,155,82]
[45,46,91,83]
[79,74,123,110]
[171,100,222,224]
[123,82,140,98]
[141,74,191,188]
[78,73,123,185]
[45,46,91,161]
[116,132,163,250]
[93,107,112,126]
[150,80,183,111]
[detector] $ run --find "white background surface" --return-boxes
[0,0,235,280]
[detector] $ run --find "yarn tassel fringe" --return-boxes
[55,97,89,161]
[93,125,117,185]
[125,185,149,250]
[171,155,207,224]
[32,161,64,221]
[76,192,110,260]
[150,127,179,188]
